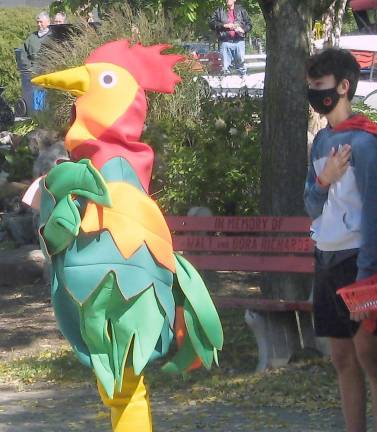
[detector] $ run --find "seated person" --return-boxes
[20,12,52,72]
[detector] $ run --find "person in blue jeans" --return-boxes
[209,0,251,76]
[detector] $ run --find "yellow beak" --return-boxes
[31,66,90,97]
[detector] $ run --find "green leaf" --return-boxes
[174,253,223,350]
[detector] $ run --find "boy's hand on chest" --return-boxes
[318,144,352,187]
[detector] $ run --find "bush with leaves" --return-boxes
[0,144,33,182]
[147,95,262,216]
[354,101,377,122]
[0,7,39,104]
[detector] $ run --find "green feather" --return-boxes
[39,178,56,226]
[184,300,214,369]
[43,195,81,255]
[79,272,167,398]
[79,272,115,398]
[46,159,111,206]
[174,253,223,350]
[161,333,198,374]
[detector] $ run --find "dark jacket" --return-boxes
[20,30,52,71]
[209,5,252,42]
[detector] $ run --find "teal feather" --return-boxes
[100,157,144,190]
[63,232,174,318]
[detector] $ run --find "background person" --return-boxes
[17,12,51,115]
[209,0,251,76]
[53,12,67,25]
[20,11,52,72]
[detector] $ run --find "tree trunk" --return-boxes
[257,0,333,299]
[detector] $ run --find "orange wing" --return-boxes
[81,182,175,272]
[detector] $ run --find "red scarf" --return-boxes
[333,113,377,135]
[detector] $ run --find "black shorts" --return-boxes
[313,253,360,338]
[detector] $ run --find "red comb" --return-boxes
[86,39,184,93]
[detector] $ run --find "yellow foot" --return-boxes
[98,368,152,432]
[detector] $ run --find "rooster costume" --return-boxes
[28,40,223,432]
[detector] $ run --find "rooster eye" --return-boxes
[99,71,117,88]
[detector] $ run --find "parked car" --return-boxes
[182,41,222,74]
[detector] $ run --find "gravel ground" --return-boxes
[0,253,372,432]
[0,383,350,432]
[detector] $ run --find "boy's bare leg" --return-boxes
[354,327,377,431]
[330,337,366,432]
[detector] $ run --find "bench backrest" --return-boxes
[167,216,314,274]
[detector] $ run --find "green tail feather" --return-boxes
[184,300,215,369]
[162,332,198,374]
[163,253,223,373]
[174,253,223,350]
[79,271,166,398]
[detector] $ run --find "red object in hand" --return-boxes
[337,273,377,333]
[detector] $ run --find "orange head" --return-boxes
[31,40,184,153]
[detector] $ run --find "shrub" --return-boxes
[0,7,39,104]
[353,101,377,122]
[147,95,261,216]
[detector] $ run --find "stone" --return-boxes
[0,131,22,149]
[187,206,213,217]
[33,141,67,177]
[0,181,28,200]
[25,128,68,177]
[2,212,36,245]
[0,245,45,286]
[0,170,9,185]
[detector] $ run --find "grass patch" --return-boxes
[149,359,340,411]
[0,349,93,386]
[0,309,341,412]
[0,310,256,386]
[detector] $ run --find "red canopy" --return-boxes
[351,0,377,11]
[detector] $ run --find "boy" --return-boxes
[304,48,377,432]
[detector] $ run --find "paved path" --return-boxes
[0,249,373,431]
[0,383,355,432]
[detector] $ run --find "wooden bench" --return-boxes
[167,215,328,371]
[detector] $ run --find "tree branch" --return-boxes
[308,0,337,18]
[258,0,335,20]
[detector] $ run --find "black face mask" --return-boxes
[307,87,340,115]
